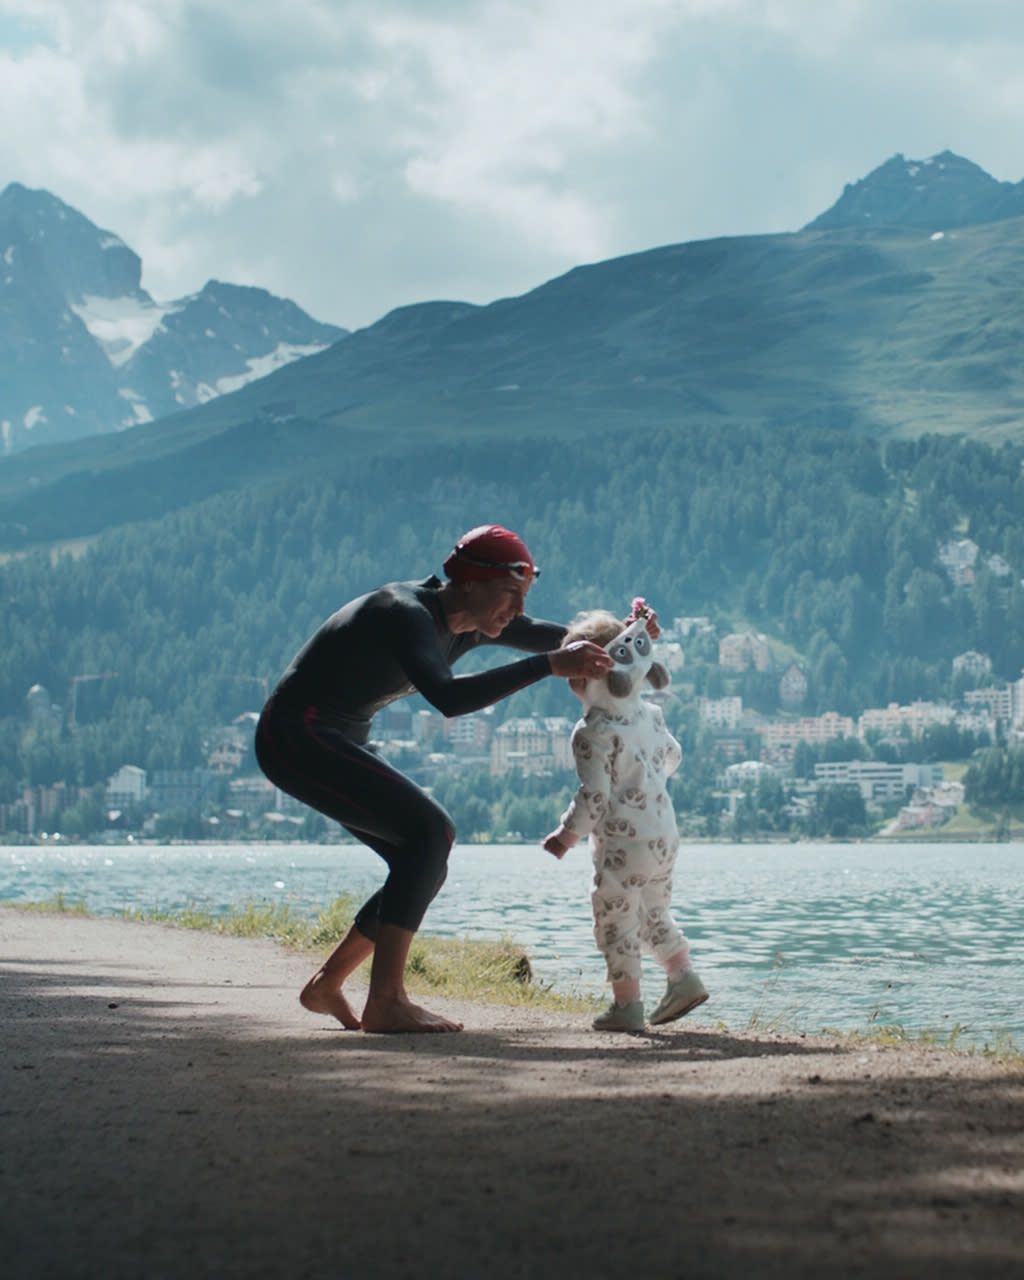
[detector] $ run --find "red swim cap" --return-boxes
[443,525,539,583]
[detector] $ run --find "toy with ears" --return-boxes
[580,613,670,713]
[605,616,670,697]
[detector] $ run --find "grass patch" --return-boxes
[13,890,91,916]
[745,1007,1022,1063]
[941,760,968,784]
[6,892,597,1013]
[824,1022,1023,1065]
[744,950,1022,1062]
[119,894,356,950]
[404,934,596,1011]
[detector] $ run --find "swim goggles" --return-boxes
[451,546,540,582]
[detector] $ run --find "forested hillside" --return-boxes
[2,423,1022,801]
[5,208,1024,561]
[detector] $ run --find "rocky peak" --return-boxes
[805,151,1024,231]
[0,181,143,300]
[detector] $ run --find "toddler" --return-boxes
[543,601,708,1032]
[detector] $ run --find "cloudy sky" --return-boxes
[2,0,1023,330]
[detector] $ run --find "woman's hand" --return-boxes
[548,641,613,681]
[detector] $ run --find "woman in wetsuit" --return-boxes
[255,524,614,1034]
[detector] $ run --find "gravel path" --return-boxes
[2,907,1022,1279]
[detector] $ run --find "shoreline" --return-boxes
[4,829,1024,847]
[3,907,1022,1279]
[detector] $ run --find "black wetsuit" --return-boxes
[255,575,565,938]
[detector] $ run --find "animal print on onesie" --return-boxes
[556,615,690,986]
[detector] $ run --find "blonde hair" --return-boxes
[563,608,622,649]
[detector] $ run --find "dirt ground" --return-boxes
[2,907,1022,1280]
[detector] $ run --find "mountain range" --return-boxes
[2,152,1023,801]
[2,150,1024,550]
[0,182,346,455]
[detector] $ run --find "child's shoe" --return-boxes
[649,970,708,1025]
[593,1000,645,1032]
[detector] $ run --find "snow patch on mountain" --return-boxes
[69,293,181,368]
[213,342,330,396]
[117,387,153,425]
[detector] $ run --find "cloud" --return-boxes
[373,1,670,255]
[2,0,1024,329]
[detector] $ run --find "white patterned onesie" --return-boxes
[558,622,689,984]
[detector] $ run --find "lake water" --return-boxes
[3,839,1022,1050]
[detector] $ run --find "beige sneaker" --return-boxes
[593,999,645,1032]
[649,970,708,1025]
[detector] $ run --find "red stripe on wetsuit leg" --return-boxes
[259,710,379,823]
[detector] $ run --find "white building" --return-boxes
[490,716,573,776]
[698,695,744,730]
[814,760,944,803]
[760,712,856,754]
[952,651,993,681]
[444,711,494,755]
[26,683,61,729]
[229,774,288,815]
[724,760,776,789]
[105,765,147,809]
[719,632,772,672]
[963,686,1014,723]
[858,701,956,739]
[938,538,978,587]
[674,616,712,638]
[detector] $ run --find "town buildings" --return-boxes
[5,619,1024,836]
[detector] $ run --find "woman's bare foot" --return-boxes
[300,972,362,1029]
[361,993,463,1034]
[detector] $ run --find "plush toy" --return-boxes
[581,602,671,713]
[602,615,671,701]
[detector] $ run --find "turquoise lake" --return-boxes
[3,839,1021,1050]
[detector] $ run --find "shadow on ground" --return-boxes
[2,925,1022,1280]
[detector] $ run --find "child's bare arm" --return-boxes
[542,826,580,859]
